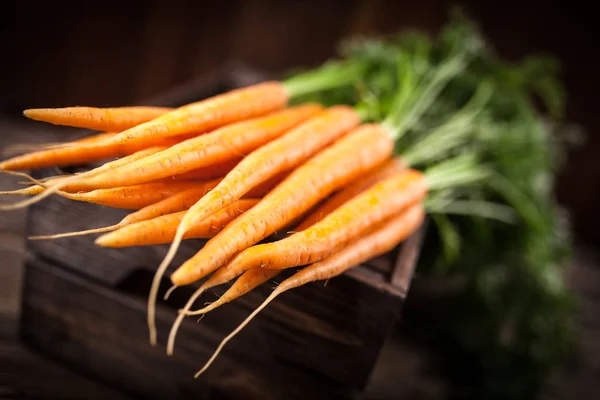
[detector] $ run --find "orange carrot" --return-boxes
[95,199,259,247]
[0,131,192,172]
[164,158,242,182]
[2,145,169,194]
[53,181,200,209]
[63,104,321,191]
[94,181,219,221]
[27,179,222,240]
[23,106,174,132]
[0,145,175,210]
[194,203,425,377]
[147,105,360,345]
[189,169,426,279]
[0,138,115,171]
[1,132,119,157]
[69,131,120,145]
[194,267,279,316]
[295,157,406,231]
[169,123,393,287]
[25,169,286,240]
[2,143,65,157]
[166,266,279,356]
[0,185,44,196]
[93,82,289,148]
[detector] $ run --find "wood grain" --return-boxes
[21,257,401,399]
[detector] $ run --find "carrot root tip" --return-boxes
[163,285,178,301]
[0,170,47,187]
[166,285,206,356]
[31,224,119,241]
[149,229,185,347]
[193,290,281,377]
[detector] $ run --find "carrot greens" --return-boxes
[289,10,576,399]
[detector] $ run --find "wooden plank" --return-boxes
[26,191,206,286]
[0,116,75,341]
[0,342,133,400]
[21,258,403,399]
[390,221,428,295]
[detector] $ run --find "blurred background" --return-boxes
[1,1,599,399]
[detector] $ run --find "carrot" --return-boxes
[62,104,322,191]
[68,131,121,145]
[3,145,169,194]
[196,268,279,317]
[0,129,196,172]
[27,179,222,240]
[2,143,65,157]
[169,122,394,287]
[193,203,425,377]
[1,132,120,157]
[295,157,406,231]
[92,82,288,148]
[0,145,174,210]
[166,266,279,356]
[23,106,174,132]
[0,138,115,171]
[26,169,286,240]
[164,158,242,182]
[146,105,360,345]
[0,185,44,196]
[95,199,259,247]
[188,169,426,278]
[51,181,200,209]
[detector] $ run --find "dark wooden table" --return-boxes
[1,110,599,400]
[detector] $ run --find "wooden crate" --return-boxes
[19,64,426,400]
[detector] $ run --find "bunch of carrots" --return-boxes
[0,13,575,397]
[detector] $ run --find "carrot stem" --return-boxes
[381,43,473,142]
[282,61,366,99]
[425,198,517,224]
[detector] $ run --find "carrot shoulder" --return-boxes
[295,157,406,230]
